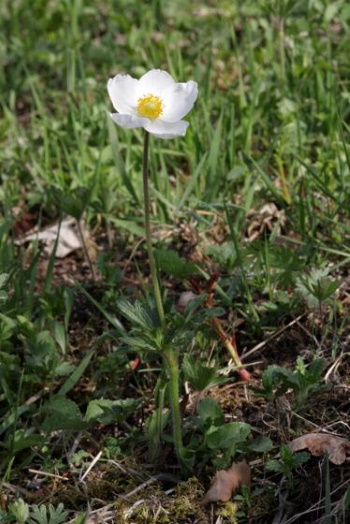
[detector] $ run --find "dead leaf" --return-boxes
[176,291,198,314]
[16,217,87,258]
[246,203,286,242]
[201,460,251,504]
[289,433,350,465]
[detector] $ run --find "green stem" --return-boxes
[142,130,165,325]
[163,348,185,466]
[278,17,286,87]
[142,132,185,470]
[275,154,292,204]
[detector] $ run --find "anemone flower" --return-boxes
[107,68,198,471]
[107,69,198,139]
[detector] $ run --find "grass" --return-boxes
[1,0,350,522]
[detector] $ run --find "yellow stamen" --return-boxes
[137,94,163,120]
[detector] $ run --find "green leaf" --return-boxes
[109,217,145,237]
[29,503,69,524]
[73,280,125,333]
[176,152,208,212]
[0,404,32,437]
[54,361,76,377]
[261,365,283,391]
[155,249,197,278]
[268,245,305,271]
[246,435,274,453]
[206,422,251,449]
[198,397,224,426]
[85,398,138,424]
[182,355,228,392]
[257,364,295,399]
[49,186,92,220]
[0,314,16,343]
[9,429,45,453]
[206,242,237,267]
[343,486,350,510]
[144,407,170,444]
[72,513,88,524]
[244,154,285,205]
[265,458,285,474]
[307,358,326,380]
[52,321,66,354]
[107,118,140,206]
[118,299,158,330]
[325,1,341,22]
[293,451,311,467]
[58,350,93,396]
[8,499,29,524]
[41,396,85,432]
[296,268,340,307]
[0,273,9,289]
[178,447,196,472]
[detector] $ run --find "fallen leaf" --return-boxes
[289,433,350,465]
[246,203,286,242]
[201,460,251,504]
[16,217,87,258]
[176,291,198,313]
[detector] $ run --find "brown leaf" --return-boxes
[201,460,251,504]
[15,217,89,258]
[246,203,286,242]
[289,433,350,465]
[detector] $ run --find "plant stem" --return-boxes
[212,314,251,382]
[163,348,185,466]
[142,132,185,470]
[278,16,286,87]
[105,217,114,249]
[76,217,96,282]
[276,154,292,204]
[142,130,165,325]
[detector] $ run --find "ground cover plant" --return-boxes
[1,0,350,522]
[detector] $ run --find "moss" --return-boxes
[250,490,277,520]
[217,501,238,521]
[112,477,210,523]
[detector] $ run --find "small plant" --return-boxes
[256,357,326,411]
[265,444,310,488]
[182,354,229,393]
[6,501,69,524]
[185,397,272,470]
[28,503,69,524]
[296,268,340,310]
[8,498,29,524]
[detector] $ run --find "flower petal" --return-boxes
[143,119,189,139]
[110,113,146,129]
[107,74,139,114]
[161,81,198,122]
[138,70,175,97]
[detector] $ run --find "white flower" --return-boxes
[107,69,198,139]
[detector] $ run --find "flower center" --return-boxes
[137,94,163,120]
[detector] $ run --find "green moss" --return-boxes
[112,477,209,523]
[217,501,238,521]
